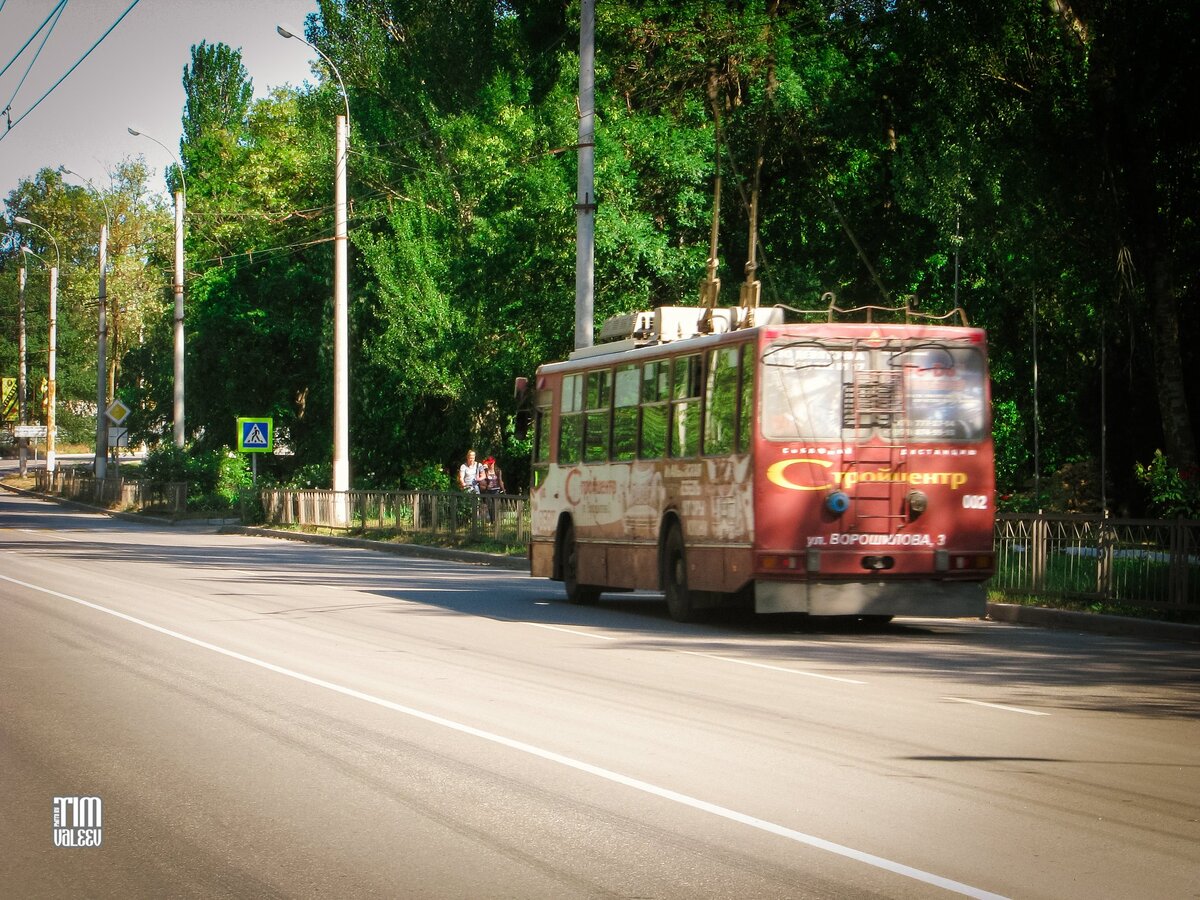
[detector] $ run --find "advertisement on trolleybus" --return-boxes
[522,305,994,622]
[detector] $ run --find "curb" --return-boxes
[218,525,531,571]
[0,480,232,528]
[986,601,1200,644]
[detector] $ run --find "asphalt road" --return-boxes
[2,490,1198,899]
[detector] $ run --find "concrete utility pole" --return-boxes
[173,187,185,446]
[96,220,109,480]
[574,0,595,350]
[277,24,352,515]
[63,170,112,480]
[17,262,27,476]
[46,263,57,473]
[19,240,59,474]
[128,127,186,447]
[333,111,349,499]
[15,217,61,474]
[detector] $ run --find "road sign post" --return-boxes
[237,417,274,485]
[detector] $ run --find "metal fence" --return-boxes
[34,467,186,516]
[255,488,531,546]
[993,513,1199,613]
[33,471,1193,614]
[251,494,1198,613]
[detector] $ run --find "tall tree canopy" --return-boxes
[7,0,1195,512]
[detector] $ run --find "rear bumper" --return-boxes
[755,578,986,617]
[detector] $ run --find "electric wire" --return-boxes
[0,0,67,81]
[0,0,144,143]
[2,1,68,124]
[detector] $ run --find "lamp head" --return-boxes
[127,127,141,136]
[276,24,295,39]
[14,215,31,225]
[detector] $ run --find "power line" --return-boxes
[0,0,67,81]
[2,1,68,126]
[0,0,144,142]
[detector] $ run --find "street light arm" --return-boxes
[276,24,350,132]
[62,168,112,229]
[127,127,186,196]
[13,216,60,268]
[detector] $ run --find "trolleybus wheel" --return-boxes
[561,523,600,605]
[663,526,700,622]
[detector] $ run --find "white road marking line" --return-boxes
[681,650,868,684]
[2,571,1006,900]
[944,697,1050,717]
[522,622,617,640]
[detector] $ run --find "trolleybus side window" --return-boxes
[738,346,753,451]
[640,360,669,459]
[670,354,703,458]
[704,346,740,456]
[531,389,552,485]
[613,364,639,462]
[583,369,612,463]
[559,373,584,464]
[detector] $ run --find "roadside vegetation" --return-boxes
[3,1,1196,520]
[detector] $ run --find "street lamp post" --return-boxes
[277,24,351,511]
[63,169,111,480]
[14,218,60,474]
[16,259,27,475]
[128,127,186,448]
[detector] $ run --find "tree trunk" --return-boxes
[1148,250,1196,469]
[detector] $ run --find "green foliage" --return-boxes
[8,1,1196,513]
[1134,451,1200,519]
[406,462,452,492]
[142,443,252,509]
[142,444,190,483]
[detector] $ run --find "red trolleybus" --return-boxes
[522,301,994,622]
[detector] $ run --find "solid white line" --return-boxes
[681,650,868,684]
[944,697,1050,717]
[3,571,1006,899]
[522,622,617,640]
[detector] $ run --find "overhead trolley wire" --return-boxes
[0,0,144,142]
[2,0,69,130]
[0,0,67,81]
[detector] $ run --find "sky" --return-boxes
[0,0,323,208]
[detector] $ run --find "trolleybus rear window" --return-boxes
[762,339,986,442]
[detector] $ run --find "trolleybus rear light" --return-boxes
[951,554,993,570]
[759,554,801,570]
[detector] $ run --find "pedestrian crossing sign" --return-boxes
[237,417,273,453]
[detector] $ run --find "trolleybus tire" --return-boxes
[560,522,600,605]
[663,526,702,623]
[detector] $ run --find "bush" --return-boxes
[142,444,190,484]
[406,462,452,491]
[1134,450,1200,518]
[141,444,252,510]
